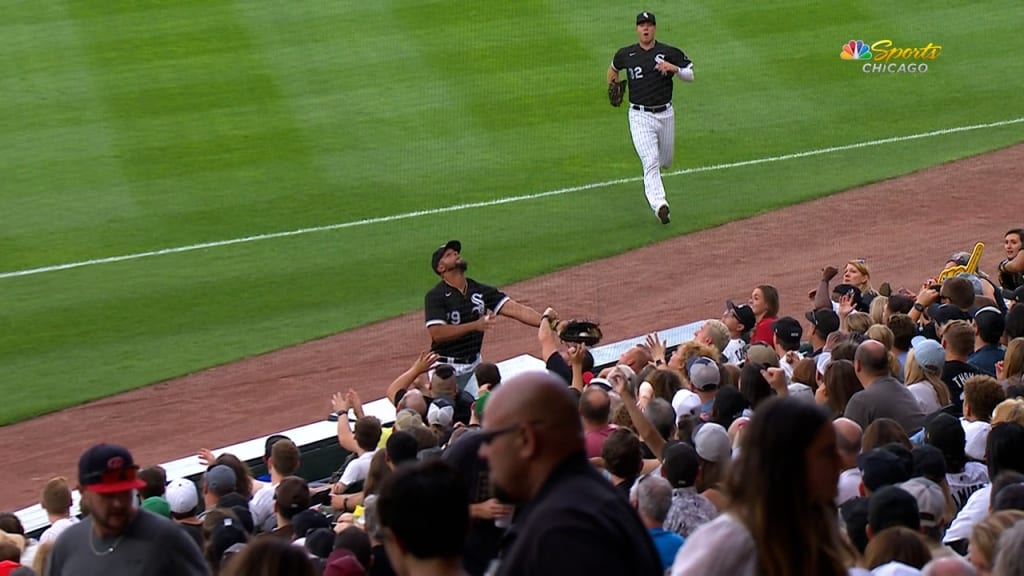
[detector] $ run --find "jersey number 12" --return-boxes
[628,66,644,80]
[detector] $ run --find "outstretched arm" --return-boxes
[499,299,543,327]
[385,351,439,405]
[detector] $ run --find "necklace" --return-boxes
[89,530,125,556]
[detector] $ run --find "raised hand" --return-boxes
[645,333,667,365]
[332,391,350,414]
[761,367,788,396]
[412,351,440,374]
[196,448,216,466]
[567,343,589,366]
[838,293,856,317]
[346,389,364,417]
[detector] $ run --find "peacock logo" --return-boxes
[841,40,872,60]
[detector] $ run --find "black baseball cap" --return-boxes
[661,442,700,488]
[771,316,803,341]
[805,309,840,338]
[924,412,966,465]
[430,240,461,275]
[927,303,970,326]
[868,485,921,533]
[911,444,947,484]
[725,300,757,332]
[78,443,147,494]
[636,11,656,25]
[857,448,911,492]
[833,284,864,308]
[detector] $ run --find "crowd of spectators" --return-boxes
[5,228,1024,575]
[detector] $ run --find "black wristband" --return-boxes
[913,302,925,312]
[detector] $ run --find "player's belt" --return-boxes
[631,103,672,113]
[437,354,480,365]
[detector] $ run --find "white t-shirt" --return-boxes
[340,450,377,486]
[907,381,941,414]
[38,517,79,544]
[961,419,990,462]
[947,462,988,511]
[249,482,278,530]
[943,484,990,543]
[779,350,804,378]
[836,468,862,507]
[722,338,747,366]
[669,513,868,576]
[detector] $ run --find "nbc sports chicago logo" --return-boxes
[841,39,941,74]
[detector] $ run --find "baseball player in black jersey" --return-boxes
[608,11,693,224]
[425,240,543,391]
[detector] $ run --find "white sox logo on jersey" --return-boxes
[471,293,486,316]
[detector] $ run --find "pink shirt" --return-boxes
[585,424,616,458]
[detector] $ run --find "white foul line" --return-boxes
[2,116,1022,280]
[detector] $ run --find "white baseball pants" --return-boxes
[628,105,675,213]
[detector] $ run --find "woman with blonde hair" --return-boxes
[865,324,902,381]
[992,397,1024,426]
[843,259,876,301]
[967,509,1024,575]
[845,312,873,335]
[996,337,1024,388]
[905,338,951,413]
[868,296,889,326]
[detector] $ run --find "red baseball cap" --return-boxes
[78,443,146,494]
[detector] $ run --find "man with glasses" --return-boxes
[478,371,662,576]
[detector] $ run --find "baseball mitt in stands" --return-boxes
[560,320,603,346]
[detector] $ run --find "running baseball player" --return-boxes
[608,11,693,224]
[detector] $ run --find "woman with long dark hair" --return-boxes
[670,398,852,575]
[749,285,779,346]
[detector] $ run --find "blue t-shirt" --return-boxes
[650,527,685,571]
[968,345,1004,377]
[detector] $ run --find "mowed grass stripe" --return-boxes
[2,126,1022,424]
[2,1,1023,423]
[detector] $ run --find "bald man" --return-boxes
[844,340,926,435]
[834,418,864,507]
[479,371,662,576]
[921,556,977,576]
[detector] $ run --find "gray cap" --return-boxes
[205,464,237,495]
[911,336,945,371]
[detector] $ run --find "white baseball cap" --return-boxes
[165,477,199,515]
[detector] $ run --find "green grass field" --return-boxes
[2,0,1022,424]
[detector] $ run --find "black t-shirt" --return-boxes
[492,454,662,576]
[444,431,506,575]
[612,41,691,107]
[999,258,1024,291]
[942,360,985,416]
[425,278,508,360]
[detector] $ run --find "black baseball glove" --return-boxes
[560,320,603,346]
[608,80,625,107]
